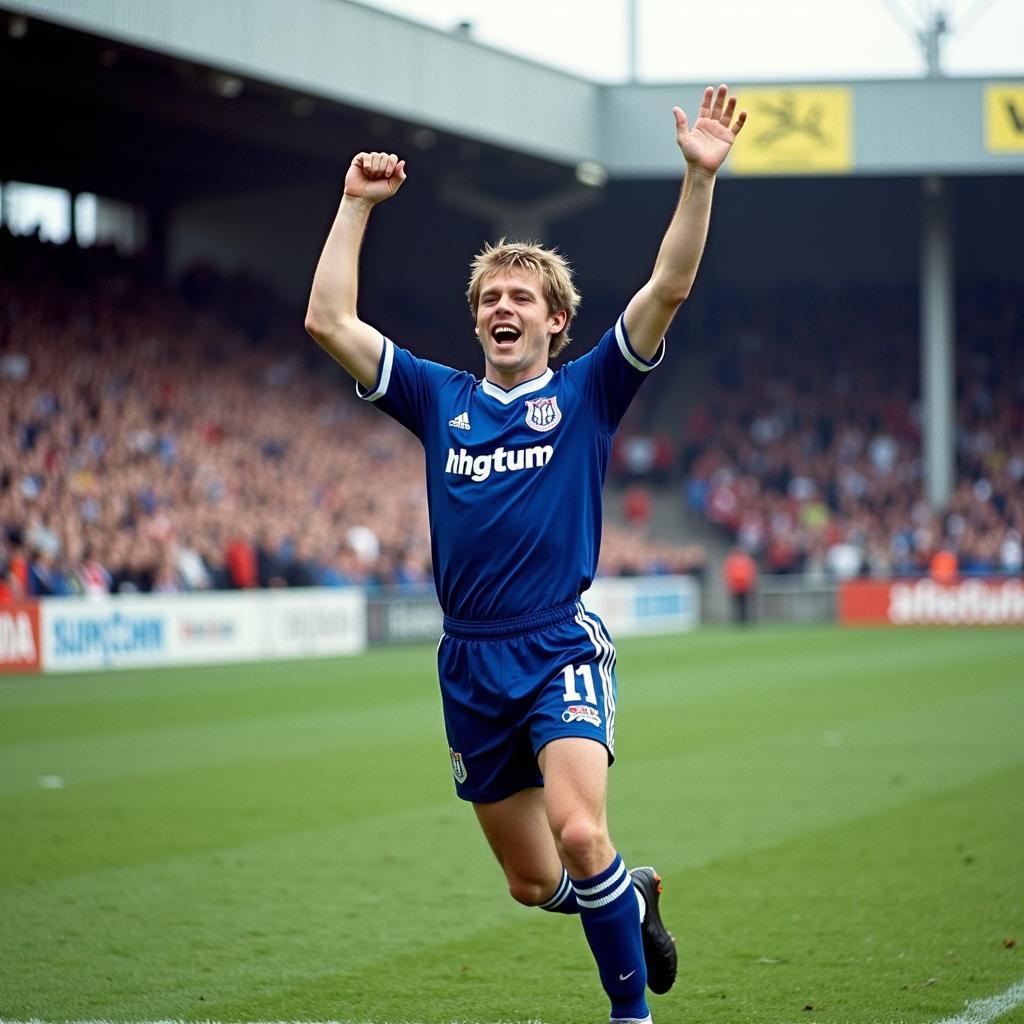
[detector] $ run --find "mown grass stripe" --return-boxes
[0,1019,546,1024]
[3,628,1019,1023]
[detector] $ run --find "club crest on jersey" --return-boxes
[524,396,562,432]
[449,747,468,783]
[562,704,602,727]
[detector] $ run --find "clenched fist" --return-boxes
[344,151,407,204]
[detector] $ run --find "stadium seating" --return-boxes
[0,229,698,597]
[4,231,1017,598]
[681,282,1023,578]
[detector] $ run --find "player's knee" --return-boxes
[506,874,550,907]
[552,817,607,872]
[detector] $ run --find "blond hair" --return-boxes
[466,239,581,357]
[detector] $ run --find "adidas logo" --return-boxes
[448,412,471,431]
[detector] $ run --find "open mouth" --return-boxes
[491,325,522,346]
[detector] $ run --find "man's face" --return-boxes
[475,270,567,387]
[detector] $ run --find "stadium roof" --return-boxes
[3,0,1023,200]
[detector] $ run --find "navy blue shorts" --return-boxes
[436,599,618,804]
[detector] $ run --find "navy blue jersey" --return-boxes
[358,312,663,620]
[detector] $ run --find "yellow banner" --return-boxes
[730,87,853,175]
[985,84,1024,152]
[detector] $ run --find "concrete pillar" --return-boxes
[919,175,956,510]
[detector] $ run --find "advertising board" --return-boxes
[169,593,263,663]
[584,576,699,637]
[367,591,443,645]
[30,577,701,674]
[42,597,169,671]
[263,589,366,657]
[840,578,1024,626]
[39,589,366,672]
[0,601,42,675]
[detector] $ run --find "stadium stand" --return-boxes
[0,228,702,598]
[682,280,1024,579]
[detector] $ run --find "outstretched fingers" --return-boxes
[698,85,714,121]
[706,85,748,137]
[675,85,747,170]
[708,84,728,121]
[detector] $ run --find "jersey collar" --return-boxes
[479,367,554,405]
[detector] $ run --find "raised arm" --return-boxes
[304,152,407,388]
[624,85,746,360]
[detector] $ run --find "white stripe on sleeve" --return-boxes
[615,315,665,373]
[355,336,394,402]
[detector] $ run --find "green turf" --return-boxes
[0,626,1021,1024]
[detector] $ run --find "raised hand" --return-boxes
[344,151,407,204]
[674,85,747,175]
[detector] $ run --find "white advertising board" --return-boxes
[40,589,366,673]
[43,596,174,672]
[263,589,366,657]
[168,593,264,663]
[583,575,700,637]
[37,578,692,673]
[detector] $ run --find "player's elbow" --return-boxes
[666,285,692,307]
[303,310,319,340]
[650,277,691,309]
[304,306,330,342]
[304,308,350,346]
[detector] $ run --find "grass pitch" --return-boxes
[0,625,1021,1024]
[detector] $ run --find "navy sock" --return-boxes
[538,866,581,914]
[572,854,648,1021]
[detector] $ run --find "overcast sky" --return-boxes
[359,0,1024,82]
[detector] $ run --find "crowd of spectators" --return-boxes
[681,282,1023,579]
[0,229,698,600]
[8,228,1015,599]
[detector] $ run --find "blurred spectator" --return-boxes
[929,548,958,585]
[78,546,112,597]
[622,485,652,530]
[226,537,257,590]
[723,547,757,625]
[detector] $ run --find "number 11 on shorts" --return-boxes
[562,663,597,705]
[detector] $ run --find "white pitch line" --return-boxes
[931,976,1024,1024]
[7,985,1024,1024]
[5,985,1024,1024]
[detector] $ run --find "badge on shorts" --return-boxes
[524,396,561,432]
[449,747,468,783]
[562,704,602,727]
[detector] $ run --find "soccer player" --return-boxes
[306,85,746,1024]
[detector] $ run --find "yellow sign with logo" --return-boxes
[730,87,853,175]
[985,84,1024,152]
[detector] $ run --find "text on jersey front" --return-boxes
[445,444,553,482]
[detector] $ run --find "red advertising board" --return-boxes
[0,601,42,674]
[840,578,1024,626]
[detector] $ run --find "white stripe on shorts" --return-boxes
[574,604,617,755]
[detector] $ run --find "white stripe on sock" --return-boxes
[576,869,634,910]
[540,869,572,909]
[573,859,626,898]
